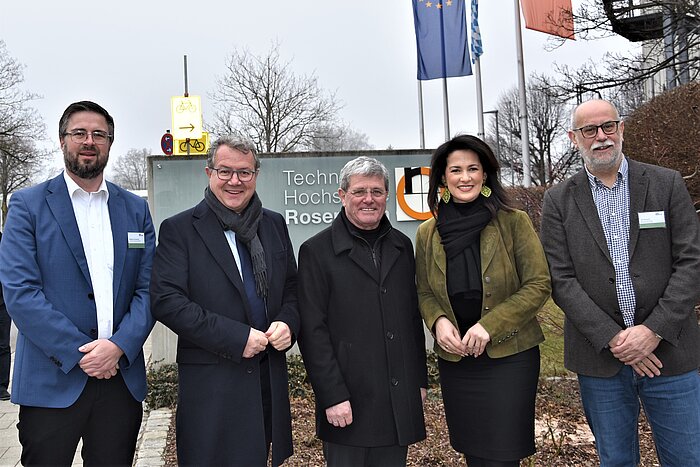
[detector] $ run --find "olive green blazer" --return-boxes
[415,208,551,361]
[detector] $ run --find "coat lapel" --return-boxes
[193,201,246,297]
[107,183,127,297]
[45,175,92,285]
[627,160,648,258]
[379,235,401,284]
[192,202,247,298]
[571,172,612,262]
[479,222,499,273]
[430,227,447,276]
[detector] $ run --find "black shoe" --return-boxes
[0,389,10,401]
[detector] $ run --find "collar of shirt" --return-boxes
[63,170,110,201]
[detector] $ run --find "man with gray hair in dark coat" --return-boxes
[298,156,428,466]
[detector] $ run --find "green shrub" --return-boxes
[287,354,313,398]
[145,362,178,410]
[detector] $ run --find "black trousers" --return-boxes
[18,373,142,467]
[323,441,408,467]
[0,302,10,390]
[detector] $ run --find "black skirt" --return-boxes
[438,346,540,461]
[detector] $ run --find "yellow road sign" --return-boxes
[174,132,209,155]
[171,96,203,139]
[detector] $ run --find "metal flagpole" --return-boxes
[418,81,426,149]
[442,77,451,141]
[475,58,485,139]
[514,0,531,187]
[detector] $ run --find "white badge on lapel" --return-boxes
[638,211,666,229]
[128,232,145,248]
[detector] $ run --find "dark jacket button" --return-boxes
[386,331,394,340]
[87,293,95,300]
[90,328,97,337]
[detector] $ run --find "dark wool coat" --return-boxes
[150,200,299,467]
[298,211,428,447]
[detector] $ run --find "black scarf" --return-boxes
[437,196,492,297]
[204,187,268,299]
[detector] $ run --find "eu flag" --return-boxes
[413,0,472,80]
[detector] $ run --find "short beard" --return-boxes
[63,146,108,180]
[581,143,623,174]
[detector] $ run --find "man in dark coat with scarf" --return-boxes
[298,156,428,466]
[150,136,299,466]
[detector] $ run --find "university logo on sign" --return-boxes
[395,167,432,222]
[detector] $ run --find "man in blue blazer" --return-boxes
[0,101,155,466]
[542,99,700,466]
[150,136,299,466]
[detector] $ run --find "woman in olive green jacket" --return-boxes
[415,135,551,467]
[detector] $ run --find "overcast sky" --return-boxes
[1,0,636,168]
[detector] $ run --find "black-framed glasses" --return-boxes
[573,120,620,139]
[63,130,112,145]
[347,188,388,199]
[209,167,258,182]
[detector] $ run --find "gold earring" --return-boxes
[480,185,492,198]
[441,188,451,203]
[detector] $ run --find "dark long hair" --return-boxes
[427,134,514,217]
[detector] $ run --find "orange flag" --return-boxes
[521,0,575,40]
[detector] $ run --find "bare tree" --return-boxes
[0,41,51,225]
[110,148,149,190]
[546,0,700,101]
[210,43,343,153]
[306,122,373,152]
[487,74,579,187]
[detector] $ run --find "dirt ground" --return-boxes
[164,378,660,466]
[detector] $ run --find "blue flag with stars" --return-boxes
[470,0,482,63]
[413,0,472,80]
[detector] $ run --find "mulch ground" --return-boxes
[164,378,660,466]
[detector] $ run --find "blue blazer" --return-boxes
[0,174,155,407]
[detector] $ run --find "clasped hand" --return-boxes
[435,317,490,358]
[242,321,292,358]
[78,339,123,379]
[609,325,663,377]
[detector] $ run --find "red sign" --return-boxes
[161,132,174,156]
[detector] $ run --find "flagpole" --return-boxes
[442,77,451,141]
[514,0,532,187]
[417,81,426,149]
[475,58,484,139]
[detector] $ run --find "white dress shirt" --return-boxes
[223,230,244,279]
[63,171,114,339]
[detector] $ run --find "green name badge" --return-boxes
[638,211,666,229]
[128,232,145,249]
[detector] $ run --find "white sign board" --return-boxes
[170,96,203,139]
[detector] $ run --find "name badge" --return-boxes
[638,211,665,229]
[128,232,145,249]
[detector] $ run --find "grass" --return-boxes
[538,299,571,378]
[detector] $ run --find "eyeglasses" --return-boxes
[63,130,112,145]
[347,188,388,199]
[209,167,258,182]
[573,120,620,139]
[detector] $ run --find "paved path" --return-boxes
[0,325,171,467]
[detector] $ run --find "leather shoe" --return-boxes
[0,389,10,401]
